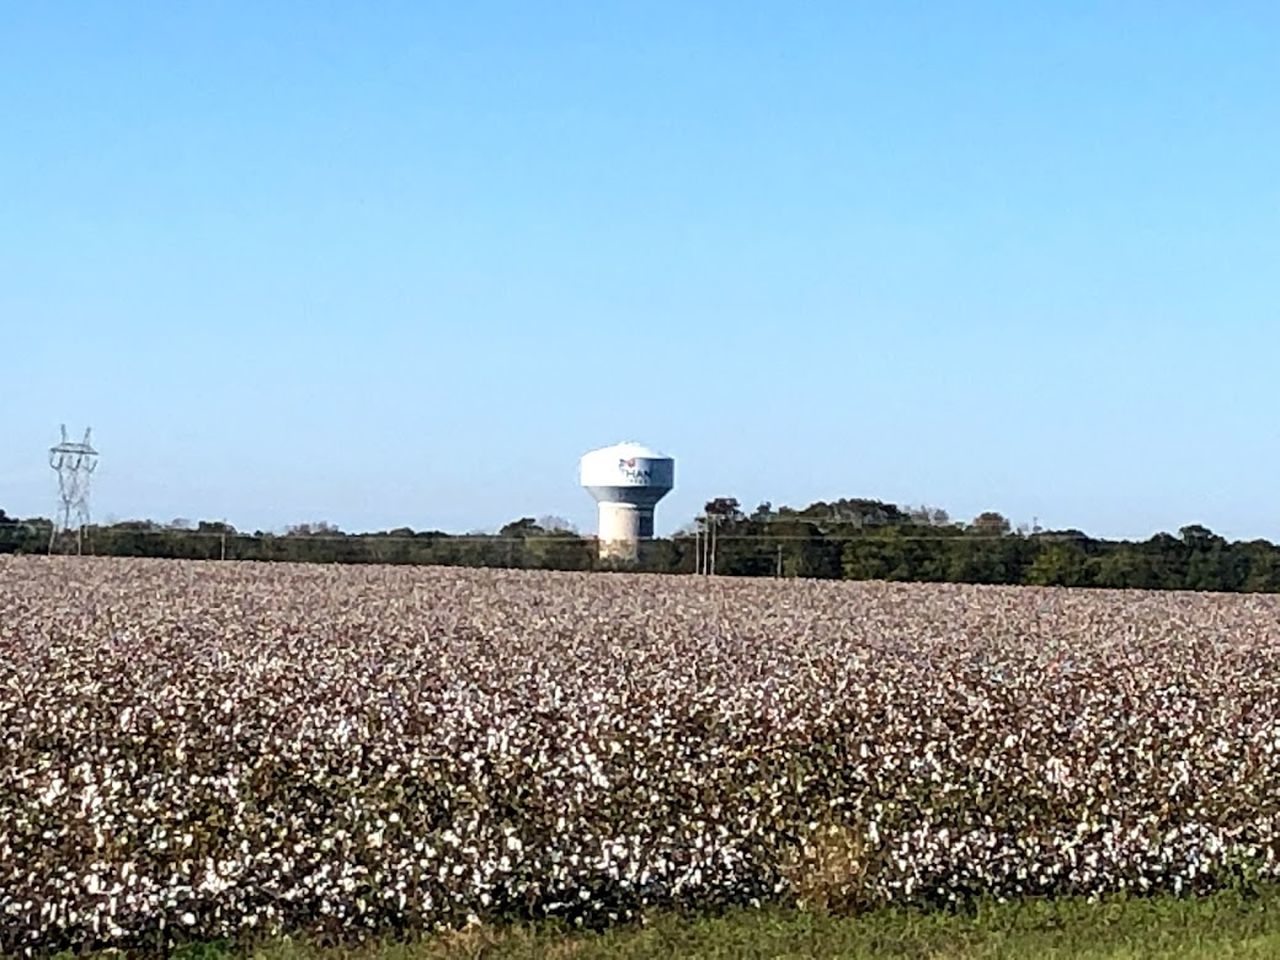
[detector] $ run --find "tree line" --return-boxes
[3,498,1279,594]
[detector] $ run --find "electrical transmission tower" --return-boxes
[48,425,99,555]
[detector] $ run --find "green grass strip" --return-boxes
[144,884,1280,960]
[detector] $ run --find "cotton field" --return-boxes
[3,556,1280,953]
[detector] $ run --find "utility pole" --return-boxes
[708,514,717,577]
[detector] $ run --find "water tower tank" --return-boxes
[580,441,675,561]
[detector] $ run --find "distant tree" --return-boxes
[1036,529,1088,541]
[536,515,577,534]
[842,527,927,581]
[1181,525,1244,591]
[1242,542,1280,593]
[1186,546,1246,592]
[969,512,1012,537]
[1088,547,1156,590]
[907,505,951,526]
[1142,532,1189,587]
[1026,543,1090,587]
[285,522,342,537]
[0,508,18,555]
[1180,524,1222,548]
[797,498,906,527]
[17,488,1280,597]
[781,521,844,579]
[499,518,543,538]
[492,517,591,570]
[704,498,743,521]
[196,520,236,534]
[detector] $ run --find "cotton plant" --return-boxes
[1,557,1278,954]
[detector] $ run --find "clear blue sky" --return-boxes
[3,3,1278,539]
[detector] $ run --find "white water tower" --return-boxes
[580,441,675,560]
